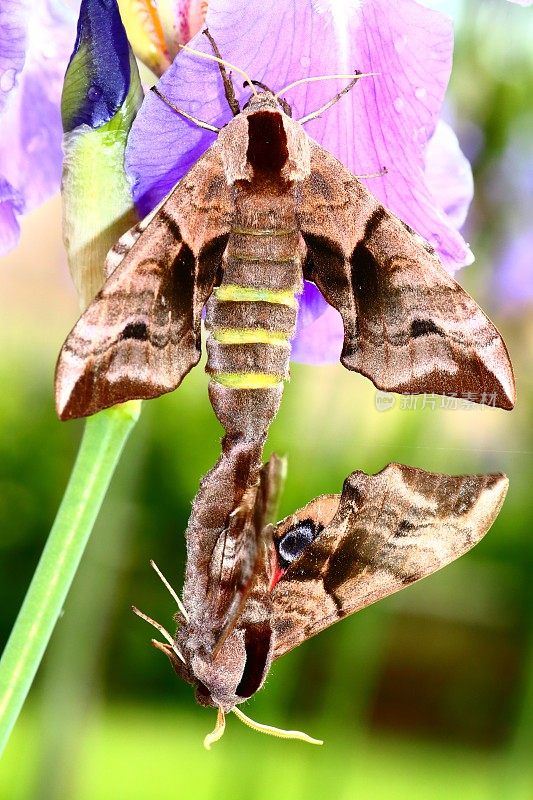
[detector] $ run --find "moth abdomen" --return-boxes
[204,221,302,396]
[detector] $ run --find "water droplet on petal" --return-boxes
[26,131,48,154]
[0,68,17,93]
[40,41,57,60]
[88,84,103,102]
[415,86,427,100]
[394,35,408,53]
[414,125,427,143]
[393,97,405,113]
[300,56,311,68]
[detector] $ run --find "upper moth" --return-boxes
[55,32,515,442]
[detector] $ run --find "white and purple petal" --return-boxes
[425,119,474,237]
[0,0,31,114]
[0,176,24,254]
[126,0,470,271]
[493,229,533,311]
[0,0,78,255]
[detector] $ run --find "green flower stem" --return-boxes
[0,401,141,756]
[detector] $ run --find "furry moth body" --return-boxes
[55,89,515,437]
[149,459,508,715]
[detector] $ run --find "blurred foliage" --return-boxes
[0,1,532,798]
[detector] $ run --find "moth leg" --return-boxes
[131,605,186,664]
[203,28,241,116]
[298,72,363,125]
[151,87,220,132]
[354,166,388,180]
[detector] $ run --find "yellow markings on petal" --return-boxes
[213,328,290,347]
[232,707,323,746]
[215,285,297,307]
[117,0,170,76]
[203,707,226,750]
[212,373,284,390]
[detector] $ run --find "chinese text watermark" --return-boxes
[374,391,498,412]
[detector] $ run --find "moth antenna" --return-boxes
[151,87,220,133]
[282,72,379,126]
[177,42,258,97]
[203,707,226,750]
[131,605,185,664]
[232,707,323,746]
[355,166,388,180]
[276,71,378,98]
[149,559,189,622]
[202,29,240,116]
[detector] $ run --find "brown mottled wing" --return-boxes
[55,142,234,419]
[271,463,508,657]
[296,141,515,410]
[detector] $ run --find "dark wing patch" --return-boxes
[296,141,515,410]
[271,464,508,658]
[55,143,234,419]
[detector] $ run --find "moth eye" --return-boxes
[277,520,322,568]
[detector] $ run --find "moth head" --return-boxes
[218,90,311,184]
[175,620,274,712]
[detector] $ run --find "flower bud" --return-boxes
[61,0,143,308]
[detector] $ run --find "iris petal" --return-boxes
[126,0,471,271]
[0,0,78,255]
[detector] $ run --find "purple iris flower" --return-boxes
[126,0,474,363]
[1,0,475,367]
[0,0,77,255]
[493,229,533,311]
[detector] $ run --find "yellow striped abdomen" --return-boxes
[205,224,302,391]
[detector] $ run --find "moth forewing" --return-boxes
[270,464,508,658]
[296,141,516,410]
[55,143,234,420]
[146,459,507,723]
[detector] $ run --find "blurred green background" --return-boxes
[1,1,532,798]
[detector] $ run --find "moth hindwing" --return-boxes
[144,460,507,722]
[56,85,515,420]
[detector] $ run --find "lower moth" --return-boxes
[134,455,508,745]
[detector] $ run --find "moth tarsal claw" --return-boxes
[232,706,323,746]
[203,707,226,750]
